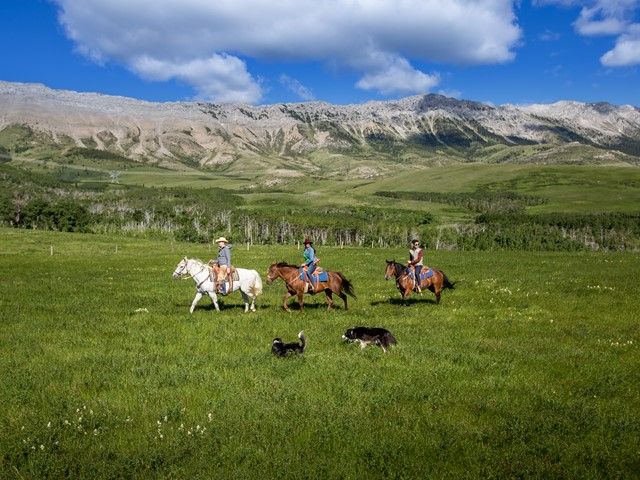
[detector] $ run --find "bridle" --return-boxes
[176,259,211,290]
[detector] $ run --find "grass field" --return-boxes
[1,228,639,478]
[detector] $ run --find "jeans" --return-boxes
[306,263,316,283]
[414,265,422,286]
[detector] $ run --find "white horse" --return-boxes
[172,257,262,313]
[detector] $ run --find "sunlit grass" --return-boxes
[1,229,639,478]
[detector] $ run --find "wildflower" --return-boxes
[93,429,98,436]
[207,413,213,422]
[47,422,51,428]
[40,445,44,450]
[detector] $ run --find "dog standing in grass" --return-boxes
[272,331,306,356]
[342,327,397,353]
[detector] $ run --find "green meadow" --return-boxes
[1,228,639,478]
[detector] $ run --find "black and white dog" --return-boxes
[272,331,306,356]
[342,326,397,353]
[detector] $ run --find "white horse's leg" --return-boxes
[207,290,220,312]
[240,289,250,313]
[190,291,203,314]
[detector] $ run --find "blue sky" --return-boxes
[1,0,638,106]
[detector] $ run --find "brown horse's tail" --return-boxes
[337,273,357,299]
[441,271,455,289]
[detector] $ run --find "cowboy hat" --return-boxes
[215,237,229,244]
[303,238,313,245]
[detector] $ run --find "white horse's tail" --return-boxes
[251,271,263,297]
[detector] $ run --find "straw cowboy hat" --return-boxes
[215,237,229,244]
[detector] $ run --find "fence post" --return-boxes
[50,245,53,256]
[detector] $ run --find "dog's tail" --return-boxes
[298,330,306,352]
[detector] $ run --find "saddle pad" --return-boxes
[421,269,434,280]
[298,270,329,282]
[407,268,434,280]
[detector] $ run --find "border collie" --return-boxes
[272,331,306,356]
[342,327,396,353]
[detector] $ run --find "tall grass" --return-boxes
[1,229,638,478]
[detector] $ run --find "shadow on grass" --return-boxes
[370,297,438,306]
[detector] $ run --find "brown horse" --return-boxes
[384,260,454,303]
[266,262,356,311]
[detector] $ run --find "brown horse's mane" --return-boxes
[274,261,299,268]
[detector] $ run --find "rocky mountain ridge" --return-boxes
[1,81,639,169]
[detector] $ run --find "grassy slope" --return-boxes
[1,229,638,478]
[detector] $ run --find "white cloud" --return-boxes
[53,0,521,102]
[355,54,439,95]
[437,89,462,99]
[279,75,315,101]
[132,55,262,103]
[536,0,640,67]
[601,26,640,66]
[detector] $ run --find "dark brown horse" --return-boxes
[266,262,356,311]
[384,260,454,303]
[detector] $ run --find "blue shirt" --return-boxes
[217,244,231,266]
[303,246,315,265]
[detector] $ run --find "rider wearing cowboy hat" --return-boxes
[214,236,232,294]
[408,238,424,293]
[301,238,318,292]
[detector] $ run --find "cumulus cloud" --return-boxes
[536,0,640,66]
[355,54,439,95]
[53,0,521,102]
[601,26,640,66]
[133,55,262,103]
[279,75,315,101]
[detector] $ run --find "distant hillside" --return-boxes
[1,81,639,173]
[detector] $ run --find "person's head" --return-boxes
[215,236,229,247]
[304,239,313,247]
[411,239,420,248]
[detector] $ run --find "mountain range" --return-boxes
[1,81,639,174]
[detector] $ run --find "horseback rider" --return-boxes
[407,238,424,293]
[213,236,232,294]
[301,238,319,292]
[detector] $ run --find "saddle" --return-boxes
[298,268,329,283]
[208,262,238,294]
[407,268,434,282]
